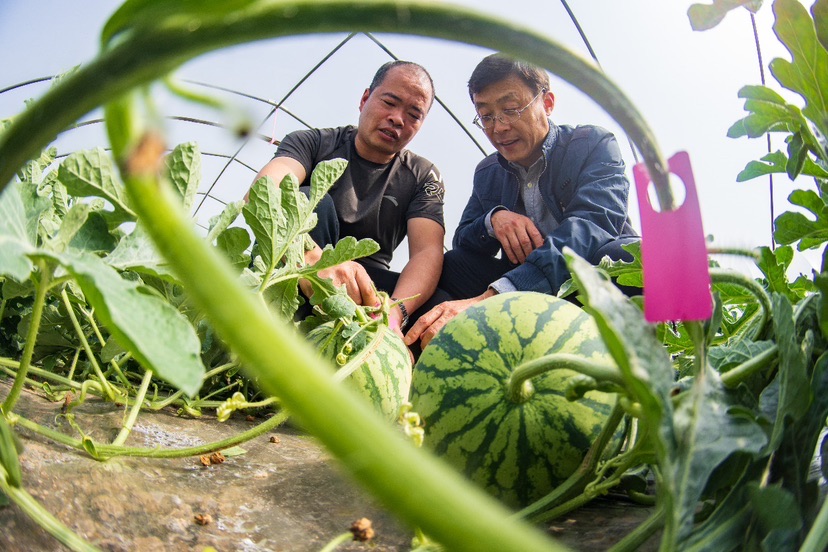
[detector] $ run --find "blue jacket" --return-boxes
[452,122,638,294]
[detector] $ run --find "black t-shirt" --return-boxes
[274,126,445,269]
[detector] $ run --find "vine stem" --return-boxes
[111,369,152,446]
[799,488,828,552]
[507,353,623,404]
[318,531,354,552]
[0,465,101,552]
[12,407,289,460]
[516,403,626,522]
[709,268,772,338]
[607,506,664,552]
[60,289,117,402]
[720,344,778,388]
[2,260,51,413]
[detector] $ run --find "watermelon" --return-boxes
[411,291,619,508]
[307,320,412,422]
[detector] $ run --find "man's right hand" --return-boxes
[491,210,545,264]
[299,260,380,307]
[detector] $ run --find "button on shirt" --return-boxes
[484,147,559,294]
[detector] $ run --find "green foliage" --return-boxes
[688,0,764,31]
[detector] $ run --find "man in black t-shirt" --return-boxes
[248,61,447,337]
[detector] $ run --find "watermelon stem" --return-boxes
[516,404,627,522]
[720,344,779,388]
[507,354,623,404]
[709,269,772,339]
[606,505,665,552]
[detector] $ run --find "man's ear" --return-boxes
[543,91,556,115]
[359,88,371,111]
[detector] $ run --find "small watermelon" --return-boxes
[411,291,619,508]
[307,320,412,422]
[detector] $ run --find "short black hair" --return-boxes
[369,60,435,107]
[468,53,550,99]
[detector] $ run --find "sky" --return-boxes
[0,0,817,276]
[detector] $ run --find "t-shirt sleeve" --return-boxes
[272,129,321,176]
[407,164,446,227]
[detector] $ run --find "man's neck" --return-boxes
[354,135,394,165]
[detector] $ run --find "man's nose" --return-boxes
[387,109,404,127]
[492,115,511,132]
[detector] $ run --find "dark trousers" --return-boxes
[438,237,641,301]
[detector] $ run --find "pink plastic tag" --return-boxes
[633,151,712,322]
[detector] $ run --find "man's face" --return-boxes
[472,75,554,168]
[355,66,432,164]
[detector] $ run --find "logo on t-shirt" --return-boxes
[423,170,445,201]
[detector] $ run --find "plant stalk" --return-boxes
[318,531,354,552]
[0,465,101,552]
[608,506,664,552]
[709,268,772,338]
[2,261,51,413]
[111,369,152,446]
[60,289,117,401]
[720,344,778,388]
[800,490,828,552]
[12,407,289,460]
[507,353,623,404]
[517,403,626,522]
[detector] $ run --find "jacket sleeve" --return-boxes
[451,160,505,257]
[503,129,633,294]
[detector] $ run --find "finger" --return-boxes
[298,278,313,299]
[404,307,441,345]
[501,234,520,264]
[529,226,545,249]
[509,233,529,264]
[354,267,379,307]
[420,318,446,348]
[517,231,535,261]
[345,279,363,305]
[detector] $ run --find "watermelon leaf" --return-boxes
[57,148,136,228]
[687,0,763,31]
[0,183,36,281]
[205,200,245,244]
[42,250,206,397]
[105,223,180,283]
[164,141,201,211]
[773,185,828,251]
[769,0,828,148]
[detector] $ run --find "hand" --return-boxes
[299,260,380,307]
[403,296,482,349]
[491,210,545,264]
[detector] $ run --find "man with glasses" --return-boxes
[249,60,448,337]
[405,53,639,348]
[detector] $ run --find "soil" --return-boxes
[0,378,658,551]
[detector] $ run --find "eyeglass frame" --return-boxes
[472,89,547,130]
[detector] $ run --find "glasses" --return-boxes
[472,89,545,130]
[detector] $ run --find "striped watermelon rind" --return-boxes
[307,321,412,421]
[411,291,620,508]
